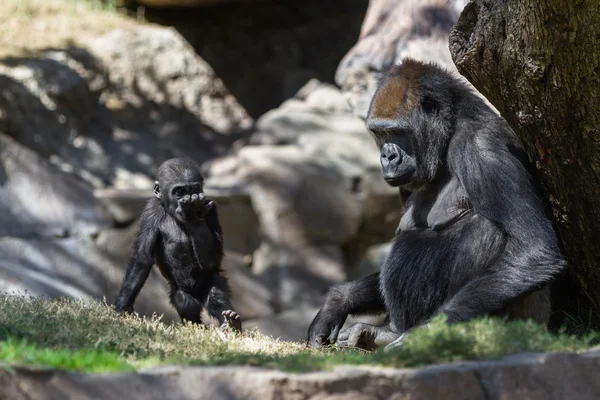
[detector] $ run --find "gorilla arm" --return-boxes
[307,272,386,347]
[438,120,566,323]
[114,201,161,314]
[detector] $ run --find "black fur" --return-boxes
[307,59,565,350]
[115,158,241,331]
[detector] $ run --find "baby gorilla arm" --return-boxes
[115,203,160,314]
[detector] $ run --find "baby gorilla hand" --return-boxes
[178,194,208,221]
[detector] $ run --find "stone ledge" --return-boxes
[2,349,599,399]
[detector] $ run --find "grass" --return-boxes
[0,294,597,374]
[0,0,140,58]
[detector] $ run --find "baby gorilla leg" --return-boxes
[206,275,242,332]
[171,289,204,324]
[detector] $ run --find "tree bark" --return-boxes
[450,0,600,312]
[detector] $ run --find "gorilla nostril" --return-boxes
[388,153,397,162]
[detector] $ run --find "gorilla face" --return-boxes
[169,182,210,223]
[154,158,213,223]
[365,62,455,191]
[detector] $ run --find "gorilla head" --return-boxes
[154,158,212,223]
[366,60,459,190]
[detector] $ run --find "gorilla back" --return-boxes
[115,158,241,331]
[307,59,565,350]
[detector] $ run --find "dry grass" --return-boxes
[0,0,140,58]
[0,294,319,371]
[0,293,597,373]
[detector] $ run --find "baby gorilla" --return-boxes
[114,158,241,332]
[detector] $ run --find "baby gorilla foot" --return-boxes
[220,310,242,332]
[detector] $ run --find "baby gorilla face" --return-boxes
[170,183,213,222]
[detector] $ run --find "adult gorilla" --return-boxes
[307,59,566,351]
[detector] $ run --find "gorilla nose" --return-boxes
[381,143,401,168]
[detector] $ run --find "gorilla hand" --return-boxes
[307,306,347,347]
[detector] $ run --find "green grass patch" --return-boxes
[0,338,132,373]
[0,294,596,373]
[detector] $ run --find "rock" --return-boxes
[90,26,252,136]
[1,350,600,399]
[0,133,111,238]
[0,236,179,323]
[94,188,150,225]
[204,81,400,311]
[0,25,252,191]
[336,0,469,118]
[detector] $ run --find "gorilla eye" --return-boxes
[172,187,185,198]
[422,97,438,114]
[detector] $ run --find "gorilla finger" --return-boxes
[336,327,351,342]
[310,334,328,347]
[191,193,199,202]
[179,194,190,202]
[328,324,343,343]
[347,328,367,348]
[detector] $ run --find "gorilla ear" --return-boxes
[153,181,161,200]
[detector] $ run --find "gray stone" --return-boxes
[1,350,599,399]
[0,132,111,238]
[90,26,252,136]
[0,236,179,323]
[0,26,252,191]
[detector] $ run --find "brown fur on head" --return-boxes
[369,58,456,121]
[369,59,426,121]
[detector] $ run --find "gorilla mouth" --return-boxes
[383,174,412,187]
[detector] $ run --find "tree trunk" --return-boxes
[449,0,600,314]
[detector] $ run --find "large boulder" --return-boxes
[0,133,110,238]
[0,235,179,323]
[0,25,252,190]
[90,26,252,137]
